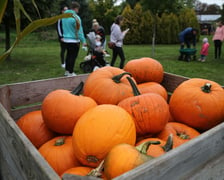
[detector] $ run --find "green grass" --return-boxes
[0,32,224,86]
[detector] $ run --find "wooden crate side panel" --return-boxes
[161,72,189,93]
[8,74,88,108]
[0,103,60,180]
[0,85,11,114]
[114,122,224,180]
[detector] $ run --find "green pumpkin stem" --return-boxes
[162,134,173,152]
[112,72,132,83]
[87,160,104,177]
[201,83,212,93]
[136,141,161,154]
[54,137,65,146]
[71,81,84,95]
[126,76,141,96]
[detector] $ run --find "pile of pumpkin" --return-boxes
[16,57,224,179]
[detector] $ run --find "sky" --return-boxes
[200,0,224,6]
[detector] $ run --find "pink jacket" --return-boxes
[200,42,209,56]
[212,26,224,41]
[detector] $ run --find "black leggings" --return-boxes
[60,41,66,64]
[65,42,80,73]
[111,46,125,69]
[214,40,222,59]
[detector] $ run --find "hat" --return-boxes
[93,22,99,27]
[203,37,208,43]
[95,35,101,39]
[92,19,97,23]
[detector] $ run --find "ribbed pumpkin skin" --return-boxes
[118,93,169,136]
[83,66,136,105]
[104,143,150,179]
[157,122,200,148]
[16,110,55,148]
[41,89,97,134]
[72,104,136,168]
[61,166,93,177]
[137,82,168,101]
[123,57,164,84]
[136,138,166,157]
[39,136,80,176]
[169,78,224,131]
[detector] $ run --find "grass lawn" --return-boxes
[0,31,224,86]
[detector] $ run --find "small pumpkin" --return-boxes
[118,77,169,136]
[136,135,173,157]
[157,122,200,148]
[72,104,136,168]
[104,141,157,179]
[61,166,93,177]
[123,57,164,83]
[16,110,55,148]
[41,83,97,134]
[169,78,224,131]
[39,136,80,176]
[83,66,136,105]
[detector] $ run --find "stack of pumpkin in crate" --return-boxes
[16,57,224,179]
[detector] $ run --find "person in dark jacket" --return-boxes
[56,6,68,68]
[178,27,197,60]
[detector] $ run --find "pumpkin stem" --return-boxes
[177,132,190,140]
[54,137,65,146]
[112,72,132,83]
[201,83,212,93]
[71,81,84,95]
[87,160,104,177]
[162,134,173,152]
[126,76,141,96]
[136,141,161,154]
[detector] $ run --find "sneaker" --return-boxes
[93,66,100,71]
[64,71,69,76]
[67,72,77,77]
[198,59,201,61]
[61,64,65,68]
[201,59,205,62]
[105,53,110,57]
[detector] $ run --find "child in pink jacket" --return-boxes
[199,37,209,62]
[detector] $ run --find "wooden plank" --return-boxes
[0,103,60,180]
[0,85,11,114]
[161,72,189,93]
[114,122,224,180]
[8,74,88,108]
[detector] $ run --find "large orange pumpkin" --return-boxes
[118,77,169,136]
[83,66,136,105]
[104,142,154,179]
[72,104,136,168]
[157,122,200,148]
[39,136,80,176]
[16,110,55,148]
[169,78,224,131]
[123,57,164,83]
[137,81,168,101]
[41,89,97,134]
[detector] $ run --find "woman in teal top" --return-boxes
[62,2,87,76]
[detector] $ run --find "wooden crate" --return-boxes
[0,73,224,180]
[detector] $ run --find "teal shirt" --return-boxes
[62,9,86,43]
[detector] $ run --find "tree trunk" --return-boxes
[5,20,11,61]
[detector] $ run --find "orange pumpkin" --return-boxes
[104,142,155,179]
[72,104,136,168]
[157,122,200,148]
[137,81,168,101]
[118,77,169,136]
[123,57,164,83]
[169,78,224,131]
[136,136,173,157]
[39,136,80,176]
[41,89,97,134]
[83,66,136,105]
[61,166,93,177]
[16,110,55,148]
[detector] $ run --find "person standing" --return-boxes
[62,2,87,76]
[56,6,68,68]
[198,37,210,62]
[110,15,129,69]
[212,21,224,59]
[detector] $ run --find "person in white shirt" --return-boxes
[110,15,129,69]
